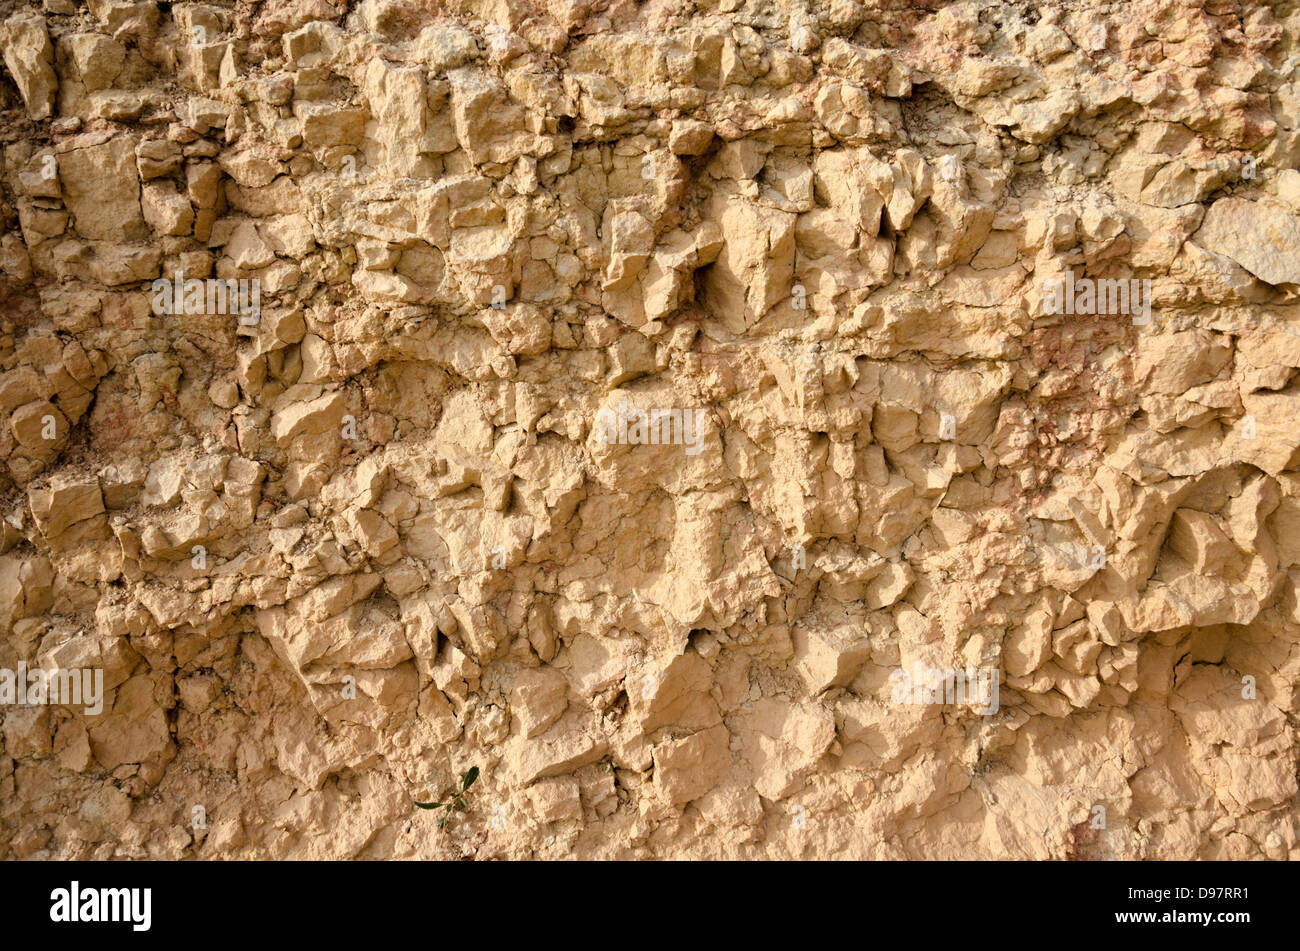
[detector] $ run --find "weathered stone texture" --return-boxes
[0,0,1296,861]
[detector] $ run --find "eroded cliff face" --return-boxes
[0,0,1297,860]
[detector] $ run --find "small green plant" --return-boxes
[415,766,479,830]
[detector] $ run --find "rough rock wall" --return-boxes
[0,0,1298,860]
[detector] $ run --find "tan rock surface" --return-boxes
[0,0,1296,861]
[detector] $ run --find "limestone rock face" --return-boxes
[1196,198,1300,287]
[1,13,57,119]
[0,0,1297,862]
